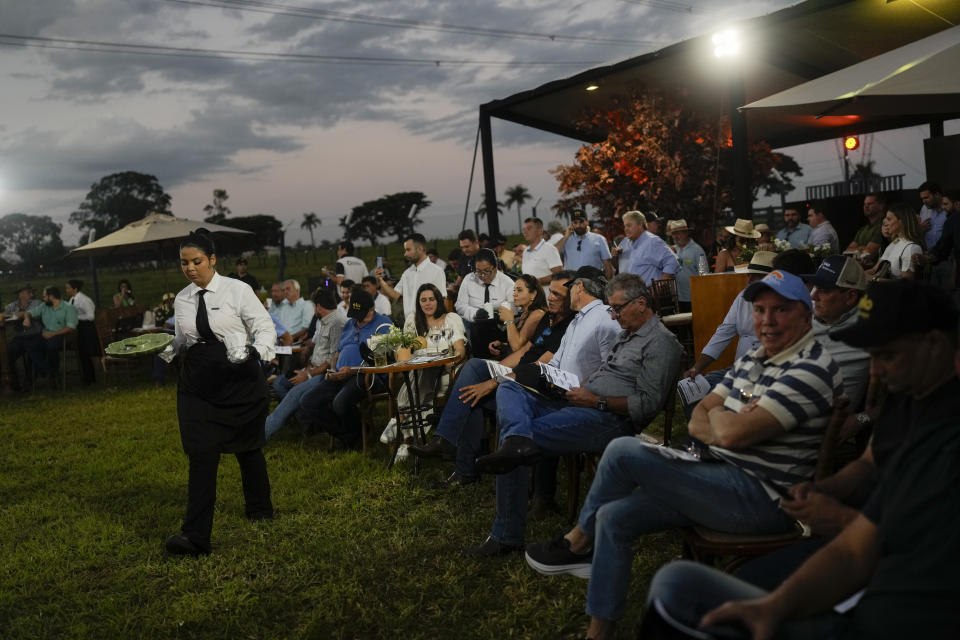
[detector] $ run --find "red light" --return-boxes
[844,136,859,151]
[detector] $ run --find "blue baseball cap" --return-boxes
[742,269,812,310]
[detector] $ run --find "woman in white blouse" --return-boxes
[381,283,466,453]
[868,203,923,280]
[162,229,278,557]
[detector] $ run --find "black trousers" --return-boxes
[183,449,273,551]
[6,334,42,388]
[76,320,98,384]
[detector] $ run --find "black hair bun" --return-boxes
[181,228,216,255]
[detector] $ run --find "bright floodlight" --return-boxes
[586,84,599,92]
[712,29,740,58]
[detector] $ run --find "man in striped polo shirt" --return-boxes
[524,269,842,640]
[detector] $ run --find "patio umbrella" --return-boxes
[741,24,960,118]
[70,212,253,258]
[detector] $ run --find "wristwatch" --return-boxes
[596,397,608,412]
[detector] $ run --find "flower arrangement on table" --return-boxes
[770,239,834,266]
[367,324,421,361]
[153,292,176,326]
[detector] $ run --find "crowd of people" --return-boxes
[3,186,959,638]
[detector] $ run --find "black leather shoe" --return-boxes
[430,471,479,489]
[164,534,208,557]
[461,536,523,558]
[475,436,541,475]
[409,436,457,460]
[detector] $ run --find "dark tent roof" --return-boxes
[482,0,960,148]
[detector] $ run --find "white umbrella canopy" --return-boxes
[70,212,253,257]
[741,24,960,118]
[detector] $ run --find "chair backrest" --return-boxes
[814,395,850,481]
[648,278,678,316]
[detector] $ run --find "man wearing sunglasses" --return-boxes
[466,273,682,557]
[554,211,615,279]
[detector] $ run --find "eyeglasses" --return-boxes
[576,238,583,251]
[607,297,640,318]
[475,267,495,277]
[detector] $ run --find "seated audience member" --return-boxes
[65,279,97,385]
[680,252,776,416]
[265,289,352,440]
[488,274,548,359]
[806,201,840,253]
[426,247,447,271]
[113,279,136,308]
[409,270,576,485]
[454,248,515,358]
[493,235,513,273]
[384,284,467,456]
[715,219,760,273]
[3,284,44,390]
[376,233,447,319]
[525,270,840,640]
[846,193,886,265]
[445,248,462,283]
[265,281,284,311]
[755,223,774,252]
[226,256,259,292]
[274,279,314,341]
[28,286,79,384]
[467,273,679,557]
[644,280,960,640]
[867,202,923,280]
[774,206,812,249]
[510,244,526,276]
[336,280,355,319]
[288,289,392,449]
[361,275,392,318]
[801,255,871,411]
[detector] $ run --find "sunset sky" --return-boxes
[1,0,955,249]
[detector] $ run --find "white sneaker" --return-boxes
[395,443,409,462]
[379,418,398,444]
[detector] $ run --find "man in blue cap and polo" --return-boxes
[523,269,843,640]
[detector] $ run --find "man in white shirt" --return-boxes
[65,278,98,385]
[361,275,393,318]
[456,248,515,357]
[331,241,368,286]
[376,232,447,318]
[522,217,564,290]
[274,279,314,341]
[336,281,354,319]
[807,202,840,253]
[555,211,614,278]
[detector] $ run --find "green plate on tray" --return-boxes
[105,333,174,358]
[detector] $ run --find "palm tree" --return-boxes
[850,160,882,188]
[504,184,532,233]
[473,193,505,235]
[300,212,320,247]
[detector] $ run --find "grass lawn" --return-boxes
[1,378,684,639]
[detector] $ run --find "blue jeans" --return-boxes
[490,382,629,546]
[435,358,496,477]
[578,437,794,621]
[647,560,847,639]
[265,374,328,440]
[296,374,384,444]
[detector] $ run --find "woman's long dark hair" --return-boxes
[515,273,547,329]
[116,278,134,295]
[414,283,446,336]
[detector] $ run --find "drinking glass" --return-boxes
[696,255,709,276]
[373,351,388,367]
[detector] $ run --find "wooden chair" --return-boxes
[679,396,850,572]
[648,278,679,316]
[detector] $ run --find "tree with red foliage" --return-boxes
[551,90,801,235]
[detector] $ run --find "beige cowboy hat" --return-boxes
[754,223,771,234]
[725,218,762,239]
[667,219,690,234]
[742,250,777,274]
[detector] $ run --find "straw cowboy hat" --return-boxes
[754,223,771,234]
[666,219,691,234]
[743,250,777,274]
[725,218,762,239]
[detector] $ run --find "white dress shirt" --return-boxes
[522,238,563,280]
[395,258,447,318]
[68,290,96,321]
[548,299,622,383]
[374,293,392,317]
[455,271,515,321]
[336,301,349,319]
[172,271,277,361]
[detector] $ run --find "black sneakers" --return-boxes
[524,535,593,579]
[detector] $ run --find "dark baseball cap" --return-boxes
[831,280,959,348]
[563,265,605,288]
[347,289,375,320]
[800,255,866,291]
[571,210,588,221]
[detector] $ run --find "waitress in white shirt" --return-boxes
[162,229,277,556]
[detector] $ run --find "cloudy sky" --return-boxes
[0,0,954,248]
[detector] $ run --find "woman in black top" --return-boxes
[161,229,277,556]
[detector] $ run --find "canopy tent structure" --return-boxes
[475,0,960,237]
[741,23,960,117]
[70,212,252,258]
[70,212,254,302]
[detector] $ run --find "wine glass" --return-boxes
[443,327,456,356]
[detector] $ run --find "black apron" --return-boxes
[176,339,268,454]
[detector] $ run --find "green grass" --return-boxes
[0,378,684,639]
